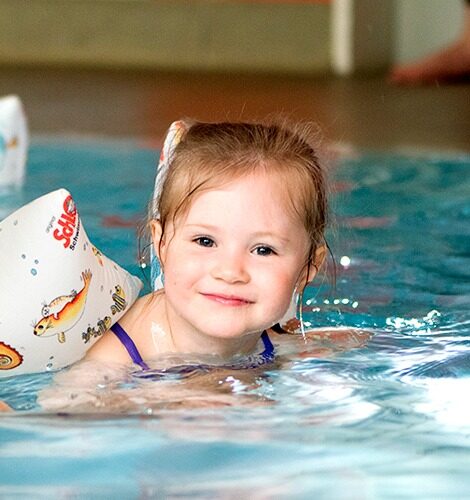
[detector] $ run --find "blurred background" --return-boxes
[0,0,468,150]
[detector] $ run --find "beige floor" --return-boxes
[1,66,469,152]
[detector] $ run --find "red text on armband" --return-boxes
[53,195,78,249]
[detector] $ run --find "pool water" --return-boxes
[1,140,469,498]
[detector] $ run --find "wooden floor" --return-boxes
[1,67,469,151]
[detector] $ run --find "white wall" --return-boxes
[394,0,464,63]
[0,0,331,73]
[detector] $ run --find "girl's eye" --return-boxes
[254,246,275,256]
[194,236,215,248]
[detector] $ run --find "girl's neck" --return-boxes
[151,293,262,358]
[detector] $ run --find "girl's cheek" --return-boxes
[268,273,296,302]
[170,260,204,285]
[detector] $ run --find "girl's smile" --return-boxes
[200,293,254,307]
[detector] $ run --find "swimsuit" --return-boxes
[110,322,275,377]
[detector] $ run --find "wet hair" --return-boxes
[154,118,328,261]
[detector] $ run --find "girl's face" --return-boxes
[154,171,322,349]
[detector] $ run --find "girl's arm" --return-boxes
[36,358,130,412]
[270,320,371,357]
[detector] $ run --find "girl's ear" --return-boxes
[150,220,165,263]
[305,244,327,284]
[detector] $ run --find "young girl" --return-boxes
[4,118,369,412]
[82,118,367,373]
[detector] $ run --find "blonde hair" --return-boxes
[152,118,329,270]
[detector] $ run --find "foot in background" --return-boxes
[389,3,470,85]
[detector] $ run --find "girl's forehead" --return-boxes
[189,172,281,203]
[183,173,303,228]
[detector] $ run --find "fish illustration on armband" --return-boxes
[33,270,92,343]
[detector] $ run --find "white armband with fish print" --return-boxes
[0,189,142,378]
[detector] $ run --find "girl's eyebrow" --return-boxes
[251,232,292,245]
[185,223,292,245]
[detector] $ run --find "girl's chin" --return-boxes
[195,324,264,341]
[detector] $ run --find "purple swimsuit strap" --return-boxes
[110,321,275,373]
[110,322,149,370]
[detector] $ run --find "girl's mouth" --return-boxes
[201,293,253,307]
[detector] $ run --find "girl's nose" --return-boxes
[211,252,250,284]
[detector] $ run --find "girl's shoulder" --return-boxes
[84,293,156,364]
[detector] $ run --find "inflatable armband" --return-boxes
[0,95,28,189]
[0,189,142,377]
[151,120,187,290]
